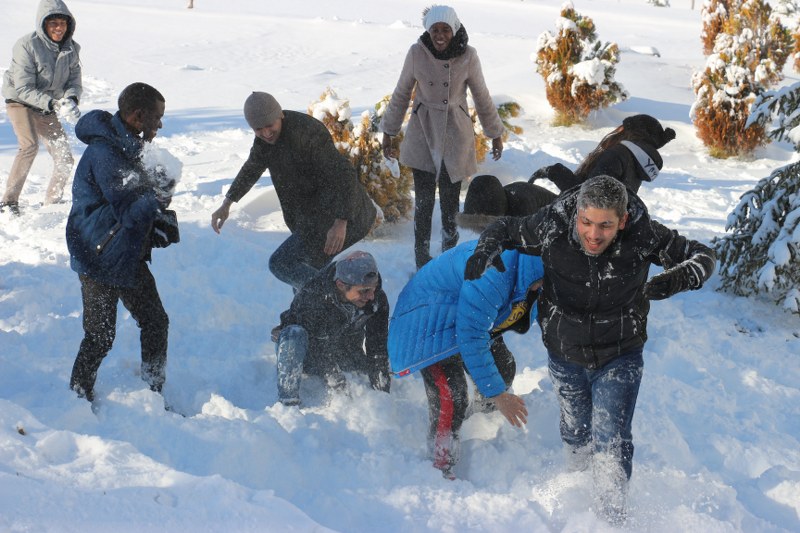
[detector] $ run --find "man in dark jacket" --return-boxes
[66,82,178,403]
[210,91,377,292]
[464,175,716,525]
[275,250,390,406]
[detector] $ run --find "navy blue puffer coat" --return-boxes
[66,110,161,287]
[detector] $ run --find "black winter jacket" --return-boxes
[279,262,390,391]
[537,140,664,194]
[503,188,715,369]
[227,110,376,250]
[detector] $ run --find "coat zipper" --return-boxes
[95,222,122,255]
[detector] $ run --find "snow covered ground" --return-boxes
[1,0,799,531]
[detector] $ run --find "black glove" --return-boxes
[529,163,578,192]
[464,239,506,280]
[644,260,704,300]
[529,166,550,183]
[152,209,180,248]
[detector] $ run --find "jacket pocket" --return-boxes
[95,222,122,255]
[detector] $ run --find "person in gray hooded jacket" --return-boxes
[1,0,82,215]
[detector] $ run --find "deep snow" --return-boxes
[1,0,799,531]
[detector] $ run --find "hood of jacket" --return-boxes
[76,109,144,158]
[35,0,76,49]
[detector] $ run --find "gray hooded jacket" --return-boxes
[2,0,81,112]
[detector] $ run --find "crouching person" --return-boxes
[66,82,177,403]
[388,241,543,479]
[275,251,390,406]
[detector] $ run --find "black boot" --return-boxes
[0,201,20,216]
[415,238,432,270]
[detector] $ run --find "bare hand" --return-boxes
[493,392,528,427]
[382,134,396,160]
[324,218,347,255]
[211,199,232,234]
[491,137,503,161]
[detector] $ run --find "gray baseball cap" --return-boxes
[335,251,379,285]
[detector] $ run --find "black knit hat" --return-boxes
[457,175,508,233]
[463,175,507,216]
[622,114,676,149]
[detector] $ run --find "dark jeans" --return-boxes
[268,233,332,291]
[420,337,515,473]
[70,263,169,401]
[547,348,643,480]
[412,164,461,269]
[275,324,348,404]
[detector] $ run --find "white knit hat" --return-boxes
[423,5,461,33]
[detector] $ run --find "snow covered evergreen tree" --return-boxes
[691,0,791,158]
[308,88,413,225]
[534,2,627,126]
[714,82,800,313]
[701,0,729,55]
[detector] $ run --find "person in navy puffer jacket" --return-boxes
[388,240,543,478]
[66,82,176,404]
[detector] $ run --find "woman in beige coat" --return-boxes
[381,5,504,270]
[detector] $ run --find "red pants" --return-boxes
[420,336,515,473]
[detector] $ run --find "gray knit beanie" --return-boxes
[243,92,282,129]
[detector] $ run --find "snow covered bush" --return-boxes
[358,96,413,223]
[471,101,524,163]
[715,81,800,313]
[770,0,800,72]
[308,88,412,224]
[534,2,627,126]
[794,27,800,72]
[691,0,791,158]
[701,0,729,55]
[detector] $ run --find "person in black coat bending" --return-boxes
[274,250,390,406]
[532,114,676,194]
[211,92,377,292]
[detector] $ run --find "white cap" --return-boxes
[423,5,461,33]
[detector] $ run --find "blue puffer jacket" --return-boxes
[66,110,160,287]
[388,240,544,398]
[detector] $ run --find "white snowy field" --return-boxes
[1,0,799,531]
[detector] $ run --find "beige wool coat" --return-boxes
[380,39,504,183]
